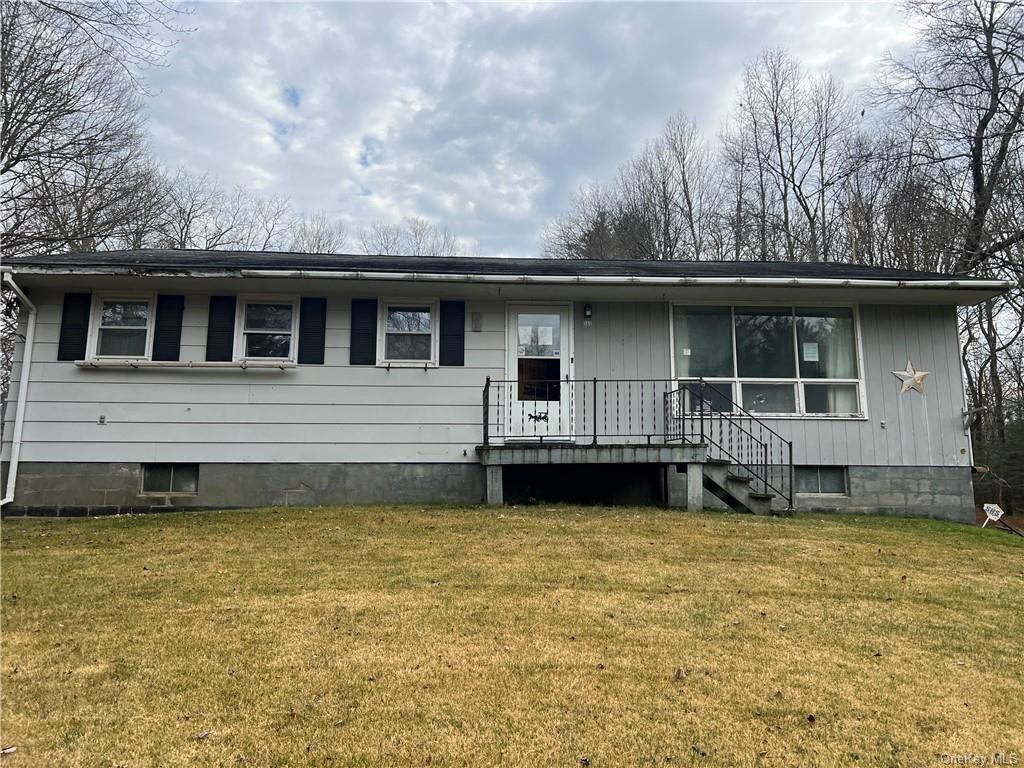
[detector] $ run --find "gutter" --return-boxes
[236,269,1012,291]
[1,263,1012,291]
[1,274,37,507]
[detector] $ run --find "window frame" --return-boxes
[140,463,200,496]
[377,298,440,367]
[794,465,849,496]
[234,296,299,362]
[88,293,157,361]
[669,302,868,419]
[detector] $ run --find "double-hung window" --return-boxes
[672,305,863,417]
[380,302,437,364]
[240,300,296,360]
[92,296,154,359]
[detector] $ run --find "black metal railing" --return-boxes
[482,377,683,445]
[481,376,793,508]
[666,379,793,507]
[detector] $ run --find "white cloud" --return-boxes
[144,1,915,257]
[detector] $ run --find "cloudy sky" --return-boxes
[144,1,915,257]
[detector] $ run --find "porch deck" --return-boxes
[478,377,794,513]
[476,442,706,466]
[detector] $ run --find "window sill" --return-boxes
[76,359,296,370]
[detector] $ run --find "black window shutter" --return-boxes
[349,298,377,365]
[439,300,466,366]
[297,297,327,365]
[205,296,236,362]
[57,292,92,361]
[152,295,185,361]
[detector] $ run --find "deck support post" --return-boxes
[485,465,504,506]
[686,462,704,512]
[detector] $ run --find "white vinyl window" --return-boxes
[379,300,438,364]
[91,295,154,359]
[238,299,297,360]
[672,305,864,418]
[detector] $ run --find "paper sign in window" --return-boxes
[802,342,819,362]
[538,326,553,346]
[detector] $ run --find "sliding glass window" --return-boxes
[672,305,863,417]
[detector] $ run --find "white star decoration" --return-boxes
[892,359,930,394]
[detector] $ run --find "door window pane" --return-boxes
[741,383,796,413]
[804,384,859,414]
[518,358,561,401]
[735,308,795,377]
[517,314,560,357]
[673,307,734,377]
[796,308,857,378]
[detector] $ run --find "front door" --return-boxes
[506,305,571,440]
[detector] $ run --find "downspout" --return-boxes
[1,274,37,506]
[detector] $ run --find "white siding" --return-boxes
[2,288,970,468]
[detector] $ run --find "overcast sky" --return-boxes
[145,2,915,257]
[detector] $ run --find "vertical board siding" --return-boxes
[2,294,969,469]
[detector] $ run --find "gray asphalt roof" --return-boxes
[4,249,997,283]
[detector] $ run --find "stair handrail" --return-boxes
[669,378,794,508]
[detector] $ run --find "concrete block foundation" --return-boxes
[2,461,485,516]
[1,461,975,523]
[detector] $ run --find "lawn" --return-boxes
[1,506,1022,767]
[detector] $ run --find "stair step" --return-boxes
[749,492,775,501]
[705,458,731,466]
[725,473,752,485]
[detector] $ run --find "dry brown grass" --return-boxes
[1,506,1022,767]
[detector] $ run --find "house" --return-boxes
[0,250,1009,521]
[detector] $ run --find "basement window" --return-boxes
[142,463,199,495]
[795,466,847,495]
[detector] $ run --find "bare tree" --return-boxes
[359,217,460,257]
[878,0,1024,273]
[289,211,348,254]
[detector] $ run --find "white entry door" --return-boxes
[506,305,571,440]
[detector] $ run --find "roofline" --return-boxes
[0,263,1011,291]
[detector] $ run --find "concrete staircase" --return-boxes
[701,458,775,515]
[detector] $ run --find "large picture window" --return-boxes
[672,305,863,417]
